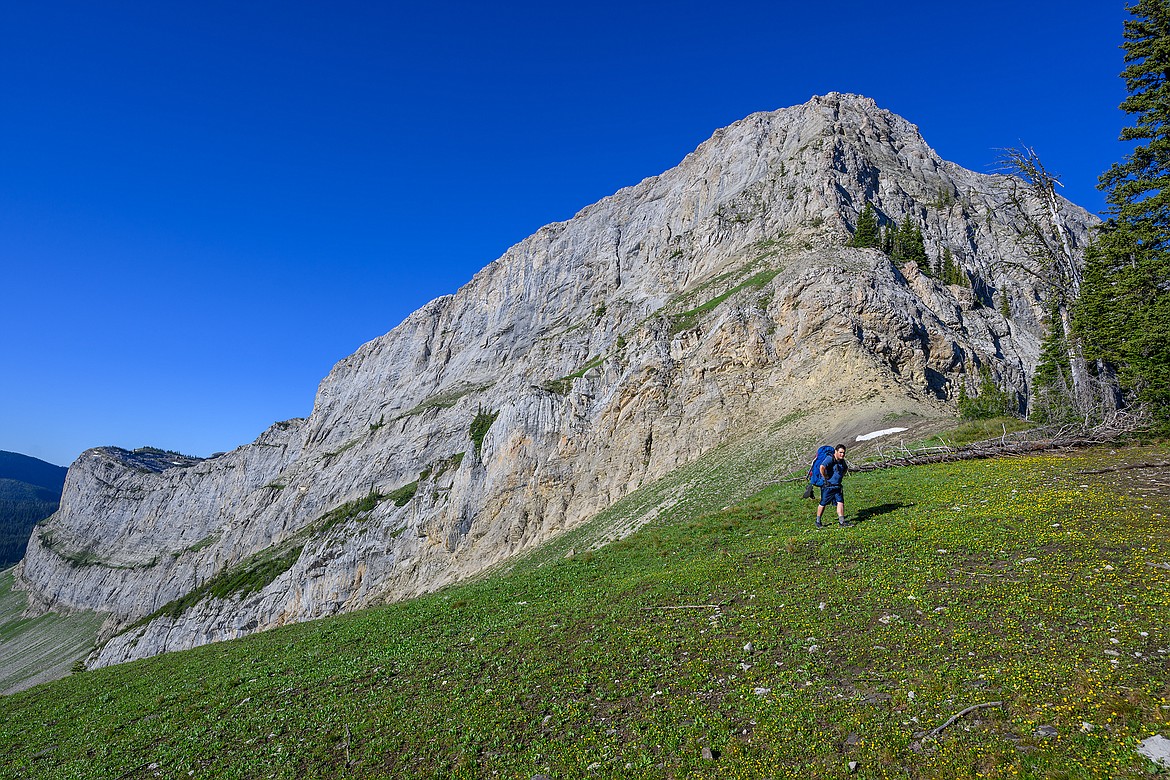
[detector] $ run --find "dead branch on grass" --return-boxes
[929,701,1004,737]
[766,415,1150,487]
[852,422,1146,474]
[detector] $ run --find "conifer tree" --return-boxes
[898,222,926,274]
[1075,0,1170,430]
[850,202,880,248]
[888,222,903,262]
[894,221,929,273]
[958,368,1015,420]
[998,145,1091,415]
[1032,299,1079,424]
[940,247,959,285]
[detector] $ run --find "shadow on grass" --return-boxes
[851,502,912,524]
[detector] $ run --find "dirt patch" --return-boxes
[1078,458,1170,497]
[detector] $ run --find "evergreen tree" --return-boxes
[1101,0,1170,256]
[850,202,880,248]
[1075,0,1170,430]
[908,224,929,274]
[958,368,1015,420]
[891,219,929,272]
[998,145,1092,415]
[1031,299,1080,424]
[940,247,959,285]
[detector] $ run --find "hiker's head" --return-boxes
[834,445,847,459]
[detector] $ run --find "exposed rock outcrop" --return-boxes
[14,94,1096,668]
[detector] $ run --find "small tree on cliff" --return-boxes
[958,368,1015,420]
[940,247,966,285]
[850,202,880,248]
[891,219,929,274]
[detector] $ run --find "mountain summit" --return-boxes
[13,94,1095,672]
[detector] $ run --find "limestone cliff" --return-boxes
[14,94,1095,669]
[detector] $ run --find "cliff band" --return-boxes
[14,94,1095,668]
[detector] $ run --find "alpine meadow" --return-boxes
[2,3,1169,779]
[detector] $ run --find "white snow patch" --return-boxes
[855,427,908,442]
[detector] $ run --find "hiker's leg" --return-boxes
[837,500,846,524]
[816,489,829,527]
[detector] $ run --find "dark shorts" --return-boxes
[819,484,844,507]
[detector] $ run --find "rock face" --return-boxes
[14,94,1095,668]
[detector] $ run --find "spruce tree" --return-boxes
[889,218,926,270]
[1032,299,1079,424]
[895,221,929,273]
[940,247,958,285]
[958,368,1015,420]
[1101,0,1170,255]
[1076,0,1170,430]
[889,222,903,262]
[850,202,880,248]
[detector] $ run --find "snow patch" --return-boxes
[855,427,908,442]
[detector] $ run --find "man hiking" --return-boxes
[815,444,849,528]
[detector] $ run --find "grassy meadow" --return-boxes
[0,444,1167,779]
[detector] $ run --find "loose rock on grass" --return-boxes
[1138,735,1170,768]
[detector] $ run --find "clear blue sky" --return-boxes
[1,1,1130,467]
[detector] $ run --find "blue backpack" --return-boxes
[807,445,835,487]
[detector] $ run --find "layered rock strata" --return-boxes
[15,93,1096,668]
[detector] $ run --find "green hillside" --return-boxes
[0,569,104,695]
[0,445,1167,779]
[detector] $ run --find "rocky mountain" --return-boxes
[0,451,67,570]
[12,94,1095,671]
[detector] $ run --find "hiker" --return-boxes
[815,444,849,528]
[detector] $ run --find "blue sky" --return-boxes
[2,1,1130,467]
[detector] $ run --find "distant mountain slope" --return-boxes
[0,452,66,569]
[0,451,67,491]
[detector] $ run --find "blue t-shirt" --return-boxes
[820,455,847,486]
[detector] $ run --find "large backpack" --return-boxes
[807,445,835,487]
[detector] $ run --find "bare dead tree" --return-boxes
[995,146,1095,423]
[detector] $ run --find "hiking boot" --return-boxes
[815,518,823,529]
[839,518,848,527]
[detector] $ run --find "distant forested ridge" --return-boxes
[0,451,67,569]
